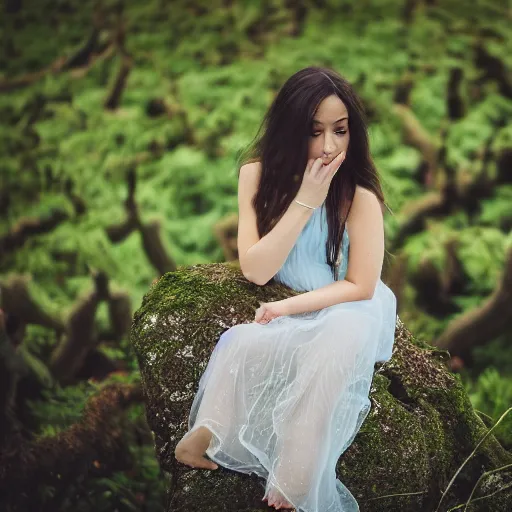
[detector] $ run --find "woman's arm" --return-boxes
[238,162,315,286]
[280,186,385,316]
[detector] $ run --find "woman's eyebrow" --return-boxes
[312,117,348,125]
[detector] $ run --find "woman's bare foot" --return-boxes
[271,498,294,510]
[174,426,219,470]
[263,488,295,510]
[265,499,295,510]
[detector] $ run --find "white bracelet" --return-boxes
[294,199,317,210]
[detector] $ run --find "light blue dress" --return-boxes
[183,200,397,511]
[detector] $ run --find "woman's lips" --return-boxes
[323,151,343,165]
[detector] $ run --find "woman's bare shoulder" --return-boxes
[345,187,384,232]
[353,185,385,214]
[354,185,376,198]
[240,159,262,173]
[239,160,262,186]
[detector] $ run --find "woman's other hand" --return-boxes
[254,300,289,324]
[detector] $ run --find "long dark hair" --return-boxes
[236,66,390,280]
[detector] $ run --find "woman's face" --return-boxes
[308,94,350,166]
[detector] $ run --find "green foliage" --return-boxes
[463,368,512,449]
[456,227,509,293]
[446,95,512,175]
[472,333,512,377]
[399,284,453,341]
[17,343,55,388]
[27,381,101,436]
[402,221,509,301]
[478,185,512,230]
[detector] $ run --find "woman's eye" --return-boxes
[310,130,347,137]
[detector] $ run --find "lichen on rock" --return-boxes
[130,263,512,512]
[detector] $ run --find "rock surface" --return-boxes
[130,262,512,512]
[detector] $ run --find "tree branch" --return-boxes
[434,246,512,359]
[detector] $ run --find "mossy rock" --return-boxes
[130,263,512,512]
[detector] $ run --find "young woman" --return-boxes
[175,66,397,512]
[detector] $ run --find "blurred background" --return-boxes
[0,0,510,510]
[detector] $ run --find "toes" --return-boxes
[174,449,218,470]
[271,494,293,510]
[174,450,185,465]
[265,488,292,509]
[192,457,218,470]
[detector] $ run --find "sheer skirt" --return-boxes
[182,281,396,512]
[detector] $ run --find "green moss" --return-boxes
[339,374,432,511]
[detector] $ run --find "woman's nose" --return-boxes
[323,134,336,155]
[323,144,336,158]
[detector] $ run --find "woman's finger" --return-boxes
[254,307,263,322]
[305,158,315,173]
[329,151,345,173]
[318,152,342,180]
[309,157,325,178]
[335,150,346,169]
